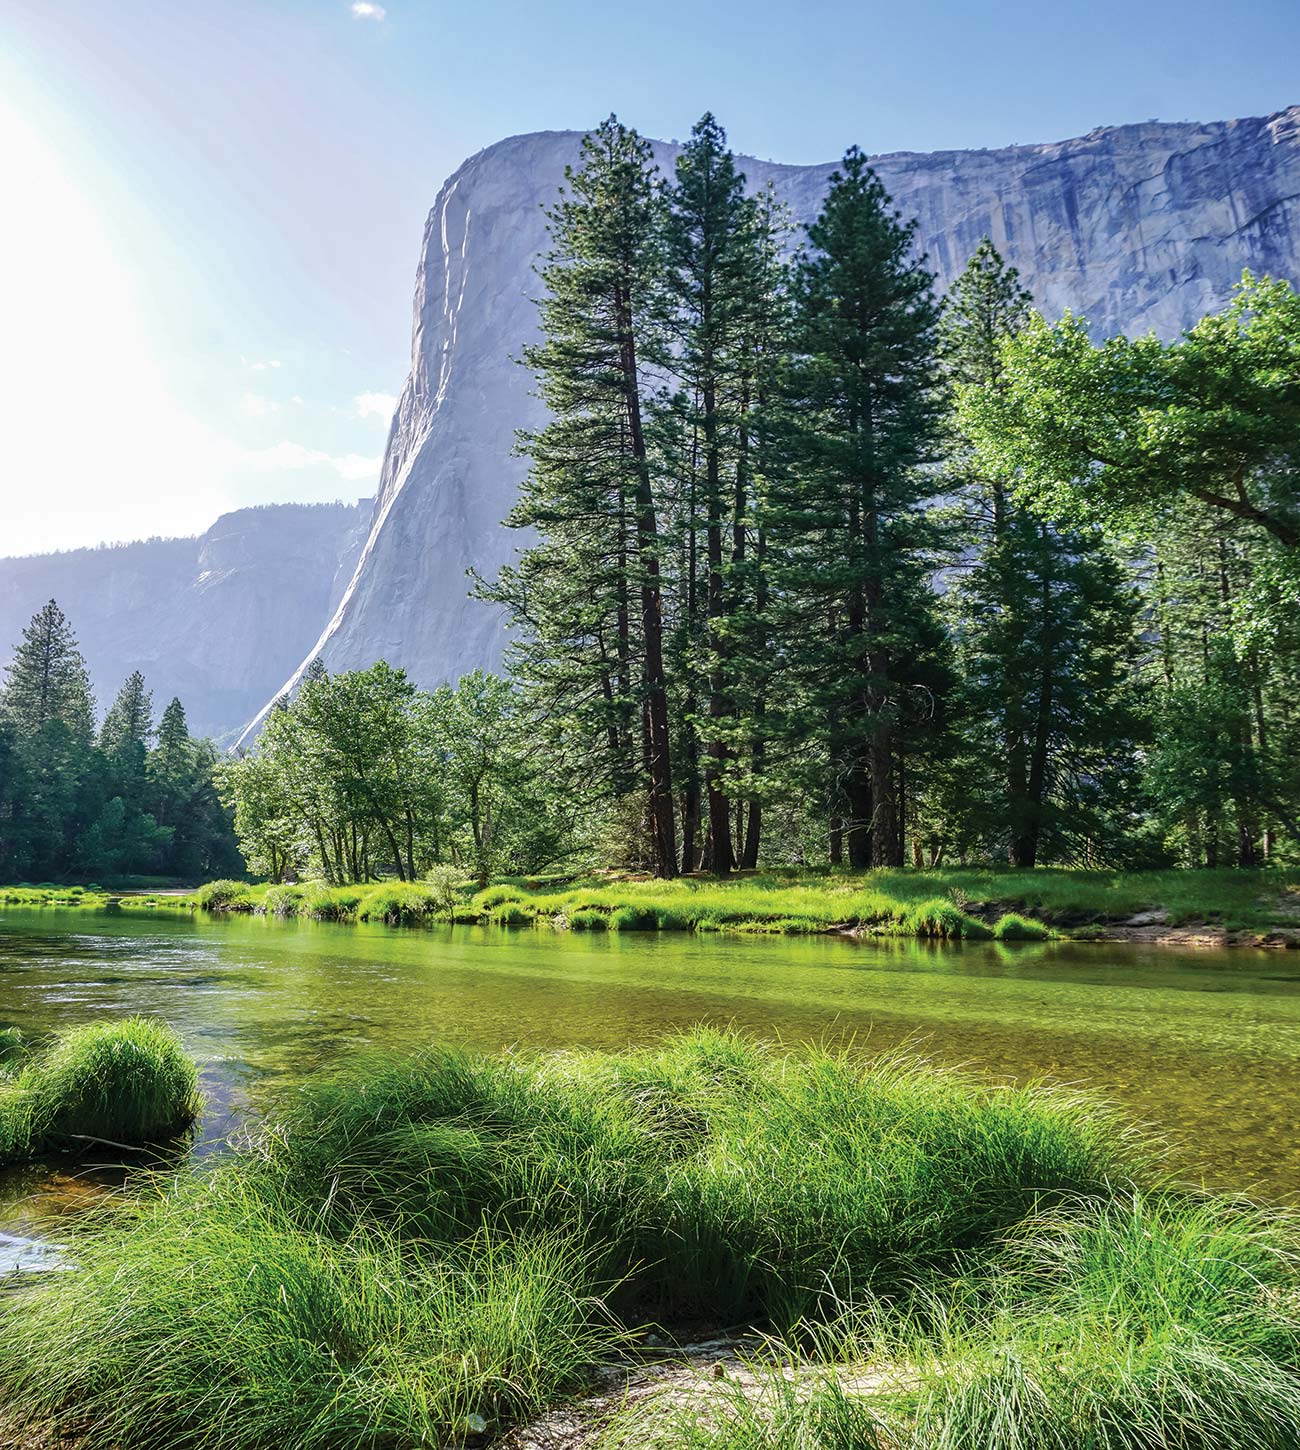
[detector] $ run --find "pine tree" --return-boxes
[481,117,678,875]
[0,600,94,739]
[99,671,153,757]
[659,114,784,874]
[769,150,944,867]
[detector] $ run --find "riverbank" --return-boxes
[191,866,1300,943]
[2,1029,1297,1448]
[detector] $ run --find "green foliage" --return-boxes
[218,666,570,888]
[963,273,1300,553]
[0,603,240,884]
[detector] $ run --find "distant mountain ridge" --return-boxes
[0,500,369,741]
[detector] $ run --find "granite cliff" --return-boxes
[241,107,1300,739]
[0,501,369,741]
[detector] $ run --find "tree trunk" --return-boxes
[617,285,676,877]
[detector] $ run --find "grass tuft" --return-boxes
[0,1018,199,1164]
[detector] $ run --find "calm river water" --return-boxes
[2,905,1298,1224]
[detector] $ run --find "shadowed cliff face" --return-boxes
[0,501,370,742]
[239,107,1299,739]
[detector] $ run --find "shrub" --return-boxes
[994,911,1050,941]
[566,908,608,931]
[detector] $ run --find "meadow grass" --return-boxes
[605,1193,1300,1449]
[0,1189,618,1450]
[3,1028,1297,1448]
[168,865,1300,939]
[0,1017,199,1163]
[214,1030,1139,1323]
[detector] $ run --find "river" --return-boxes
[2,905,1298,1225]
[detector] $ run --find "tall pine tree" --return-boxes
[483,117,678,875]
[770,150,943,867]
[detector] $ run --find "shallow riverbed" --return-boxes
[2,905,1298,1222]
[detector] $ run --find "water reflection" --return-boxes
[0,907,1297,1224]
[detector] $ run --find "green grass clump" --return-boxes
[19,1018,200,1151]
[900,1192,1300,1449]
[193,879,253,910]
[249,1030,1137,1324]
[994,910,1051,941]
[0,1187,618,1450]
[890,898,991,940]
[609,904,658,931]
[5,1031,1295,1449]
[567,907,609,931]
[474,884,525,910]
[603,1193,1300,1450]
[356,882,442,924]
[263,884,306,916]
[0,1018,199,1163]
[491,901,536,927]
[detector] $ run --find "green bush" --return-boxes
[567,908,608,931]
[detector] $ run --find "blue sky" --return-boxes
[2,0,1298,555]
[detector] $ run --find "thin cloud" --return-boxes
[241,356,282,372]
[239,391,279,418]
[350,2,386,19]
[239,441,380,482]
[355,390,397,420]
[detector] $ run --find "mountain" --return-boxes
[238,106,1300,740]
[0,501,369,741]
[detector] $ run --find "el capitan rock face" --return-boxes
[242,107,1300,737]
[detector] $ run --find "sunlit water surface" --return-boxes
[1,906,1298,1229]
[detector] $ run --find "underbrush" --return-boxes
[1,1028,1295,1449]
[0,1018,199,1163]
